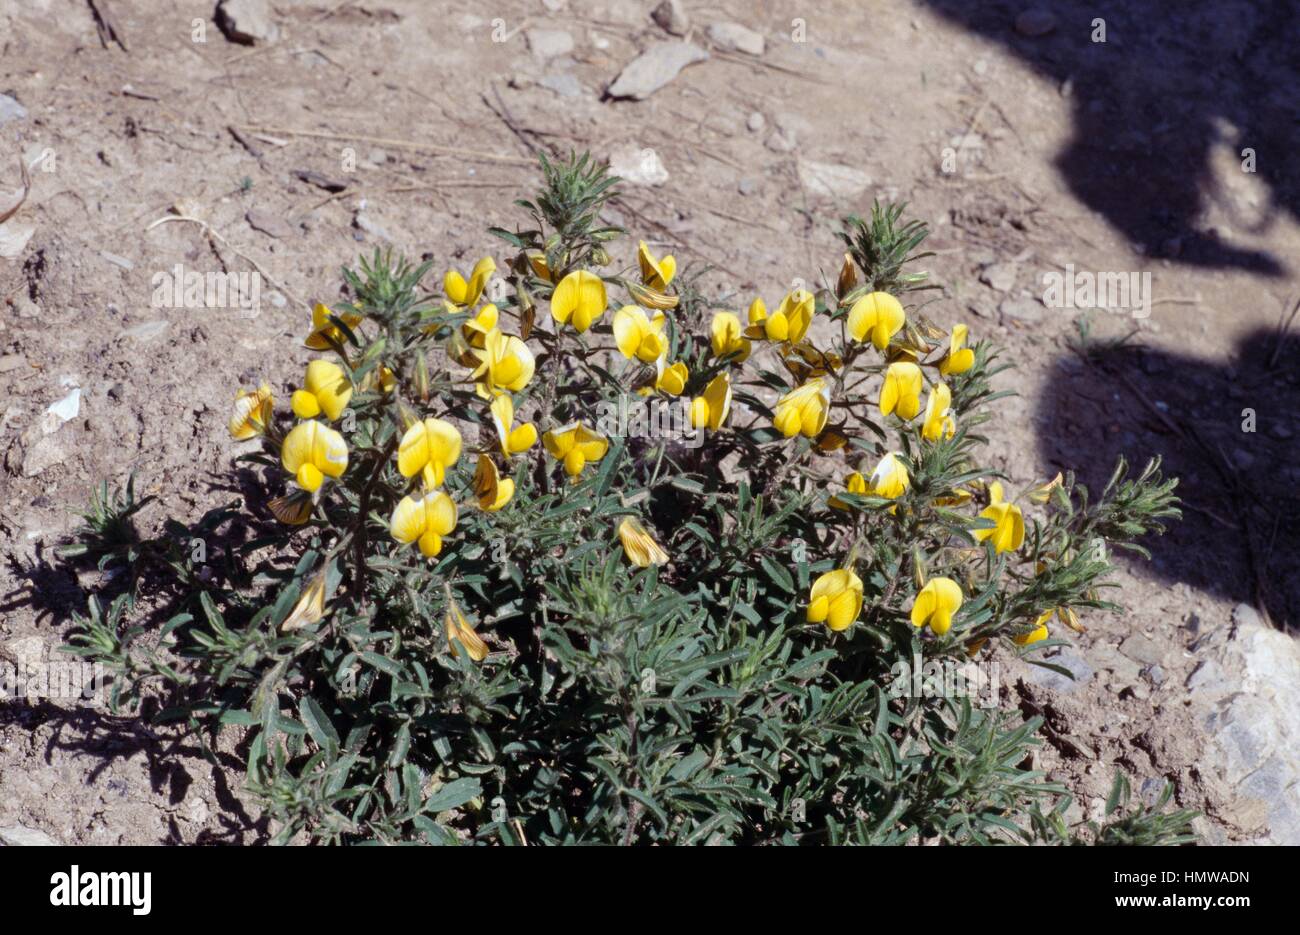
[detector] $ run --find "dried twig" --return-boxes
[87,0,128,52]
[0,156,31,225]
[234,124,534,167]
[145,215,302,309]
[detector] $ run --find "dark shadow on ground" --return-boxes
[1037,324,1300,628]
[921,0,1299,274]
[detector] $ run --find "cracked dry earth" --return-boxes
[2,0,1299,844]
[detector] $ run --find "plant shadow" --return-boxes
[1037,324,1300,628]
[921,0,1296,275]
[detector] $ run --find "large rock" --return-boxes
[215,0,279,45]
[1186,603,1300,844]
[797,159,872,199]
[707,22,765,56]
[606,42,708,100]
[0,824,59,846]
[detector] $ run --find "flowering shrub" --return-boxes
[64,153,1190,845]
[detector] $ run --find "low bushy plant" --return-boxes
[63,152,1189,845]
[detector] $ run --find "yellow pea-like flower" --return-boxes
[869,451,910,499]
[489,394,537,457]
[550,270,607,333]
[444,256,496,308]
[910,576,964,636]
[618,516,669,567]
[305,302,362,350]
[939,324,975,376]
[807,568,864,632]
[710,311,751,362]
[291,359,353,422]
[974,482,1025,553]
[612,305,668,363]
[637,240,676,290]
[282,568,329,632]
[688,372,732,431]
[626,279,680,311]
[655,359,688,396]
[748,290,813,343]
[934,486,973,507]
[445,598,489,662]
[229,382,273,440]
[390,489,458,558]
[847,292,906,351]
[526,251,554,283]
[1014,610,1052,645]
[282,419,348,493]
[773,377,831,438]
[472,454,514,511]
[397,418,462,487]
[879,361,923,421]
[829,471,867,510]
[921,381,956,442]
[542,422,609,478]
[461,302,499,348]
[1027,472,1064,504]
[471,328,536,396]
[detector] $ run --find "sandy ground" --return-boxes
[1,0,1297,843]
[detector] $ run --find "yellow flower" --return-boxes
[910,576,963,636]
[869,451,910,499]
[291,359,353,422]
[268,492,312,525]
[390,489,458,558]
[471,328,536,396]
[526,251,554,283]
[921,381,955,442]
[637,240,676,290]
[397,418,462,487]
[974,482,1025,553]
[655,359,688,396]
[847,292,906,351]
[282,420,348,493]
[939,324,975,376]
[489,394,538,457]
[807,569,864,631]
[626,279,679,311]
[1014,610,1052,646]
[934,487,973,507]
[773,377,831,438]
[1027,472,1064,504]
[612,305,668,362]
[229,382,273,439]
[472,454,514,511]
[461,302,499,347]
[879,361,923,421]
[748,290,813,343]
[829,471,867,510]
[282,568,329,632]
[305,302,362,350]
[710,311,751,362]
[689,372,732,431]
[542,422,609,478]
[618,516,669,567]
[445,598,489,662]
[444,256,496,308]
[550,270,607,333]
